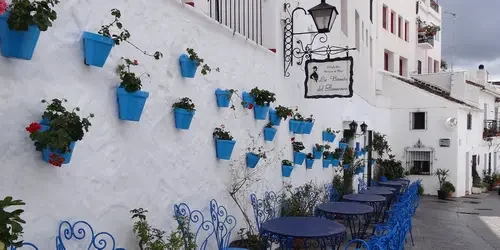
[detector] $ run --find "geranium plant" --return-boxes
[247,145,267,159]
[306,153,314,160]
[322,151,331,159]
[98,9,162,59]
[325,128,339,134]
[292,113,304,121]
[26,99,93,167]
[265,122,275,128]
[249,87,276,106]
[282,160,293,166]
[186,48,218,75]
[315,144,329,152]
[172,97,196,112]
[291,140,305,152]
[332,148,343,159]
[304,115,314,122]
[6,0,60,31]
[213,125,233,140]
[274,105,294,120]
[0,196,26,250]
[117,58,150,93]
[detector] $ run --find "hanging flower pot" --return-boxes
[82,32,114,67]
[355,151,364,158]
[215,89,234,108]
[302,122,314,134]
[322,128,338,142]
[339,142,348,150]
[214,125,236,160]
[322,159,331,168]
[331,159,340,167]
[116,58,152,121]
[172,97,196,130]
[343,164,350,170]
[305,157,314,169]
[263,123,277,142]
[254,104,270,120]
[241,91,254,108]
[313,147,323,159]
[289,119,301,133]
[293,152,306,165]
[269,109,281,126]
[246,153,260,168]
[179,48,214,78]
[282,160,293,177]
[0,13,41,60]
[25,99,94,167]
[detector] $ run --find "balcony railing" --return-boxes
[483,120,500,138]
[418,34,434,49]
[208,0,263,45]
[430,0,439,13]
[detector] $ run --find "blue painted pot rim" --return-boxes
[215,88,229,95]
[174,108,195,115]
[116,86,150,98]
[82,31,115,45]
[179,54,194,62]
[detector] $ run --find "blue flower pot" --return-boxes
[0,14,6,42]
[313,147,323,159]
[269,109,281,126]
[116,87,149,121]
[322,132,336,142]
[305,159,314,169]
[282,164,293,177]
[322,159,331,168]
[82,31,114,67]
[289,120,301,133]
[215,89,231,108]
[331,159,340,167]
[293,152,306,165]
[302,122,314,134]
[179,54,198,78]
[215,139,236,160]
[39,124,76,164]
[339,142,348,150]
[1,14,40,60]
[174,108,195,130]
[343,164,350,170]
[263,127,277,142]
[241,92,254,108]
[246,153,260,168]
[254,104,269,120]
[355,151,363,158]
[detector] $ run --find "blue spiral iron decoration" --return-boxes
[55,220,124,250]
[209,199,237,250]
[250,191,284,232]
[11,242,39,250]
[173,203,215,250]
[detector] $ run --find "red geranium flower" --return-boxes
[49,154,64,167]
[25,122,42,133]
[291,137,295,141]
[133,60,139,65]
[248,103,254,109]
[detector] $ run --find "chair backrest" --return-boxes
[10,242,39,250]
[209,199,237,250]
[323,183,341,202]
[357,177,367,193]
[344,239,370,250]
[250,191,283,232]
[55,220,125,250]
[380,176,388,182]
[174,203,215,250]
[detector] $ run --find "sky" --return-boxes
[438,0,500,80]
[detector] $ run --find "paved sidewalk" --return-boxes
[408,192,500,250]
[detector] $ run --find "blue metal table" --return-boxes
[359,189,394,222]
[343,194,386,226]
[316,202,373,240]
[378,181,405,193]
[260,217,346,250]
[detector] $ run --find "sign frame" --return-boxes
[303,56,354,99]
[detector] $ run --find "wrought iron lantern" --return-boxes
[308,0,339,33]
[360,122,368,134]
[349,121,367,135]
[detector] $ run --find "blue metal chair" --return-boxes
[209,199,248,250]
[174,203,215,250]
[379,176,388,182]
[250,191,284,232]
[11,243,39,250]
[344,239,370,249]
[55,220,124,250]
[324,183,341,202]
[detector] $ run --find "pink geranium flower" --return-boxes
[0,0,8,15]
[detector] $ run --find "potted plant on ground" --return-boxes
[179,48,216,78]
[331,148,343,167]
[441,181,455,198]
[339,138,349,150]
[302,115,315,134]
[116,57,151,121]
[289,112,305,134]
[0,196,26,250]
[26,99,93,166]
[269,105,293,126]
[172,97,196,130]
[436,168,450,200]
[0,0,60,60]
[322,128,339,142]
[291,138,306,165]
[282,160,293,177]
[83,9,162,67]
[213,125,236,160]
[249,87,276,120]
[246,146,266,169]
[215,88,235,108]
[313,144,329,159]
[263,122,277,142]
[305,153,314,169]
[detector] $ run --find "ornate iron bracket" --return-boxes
[283,3,356,77]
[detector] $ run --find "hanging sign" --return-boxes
[303,56,354,99]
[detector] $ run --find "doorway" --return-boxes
[466,153,470,194]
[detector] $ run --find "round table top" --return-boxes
[343,194,386,203]
[359,189,393,196]
[378,181,405,186]
[367,186,396,192]
[317,202,374,215]
[261,217,345,238]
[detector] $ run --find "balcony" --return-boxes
[418,34,434,49]
[430,0,439,13]
[483,120,500,138]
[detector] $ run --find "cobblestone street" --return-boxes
[408,192,500,250]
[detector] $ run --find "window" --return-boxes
[416,1,419,14]
[406,151,433,175]
[355,11,360,51]
[405,21,409,41]
[417,60,422,74]
[341,0,348,36]
[399,58,403,76]
[384,52,389,71]
[382,5,387,29]
[411,112,426,130]
[434,60,439,73]
[370,37,373,67]
[370,0,373,22]
[467,113,472,130]
[399,57,407,77]
[428,57,433,73]
[398,16,403,38]
[391,11,395,33]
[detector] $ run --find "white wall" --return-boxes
[0,0,388,249]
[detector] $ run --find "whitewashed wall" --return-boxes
[0,0,386,249]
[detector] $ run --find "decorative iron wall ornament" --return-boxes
[283,3,355,77]
[303,56,354,98]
